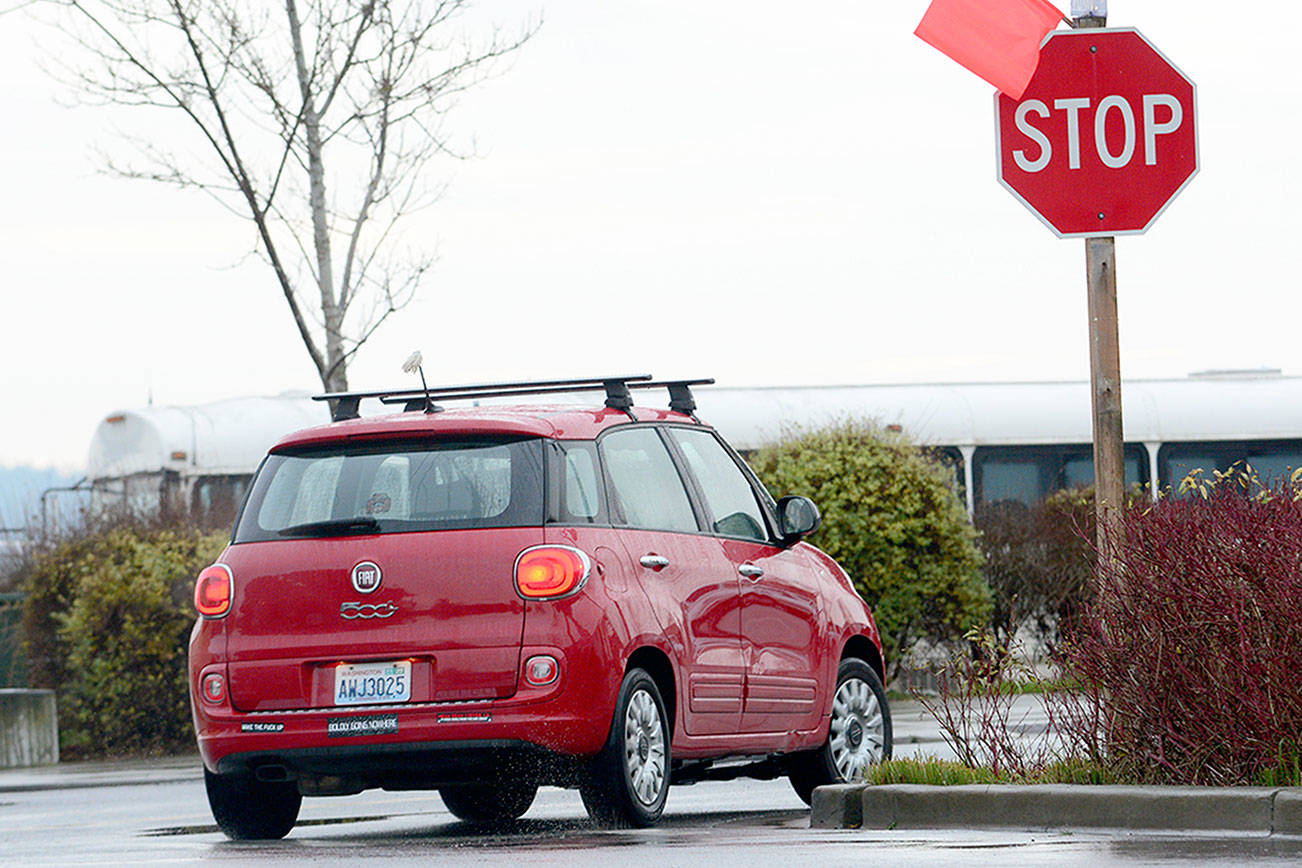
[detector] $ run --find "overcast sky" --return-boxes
[1,0,1297,470]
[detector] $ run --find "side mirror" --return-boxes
[776,495,821,543]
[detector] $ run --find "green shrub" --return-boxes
[749,421,990,680]
[22,525,225,756]
[20,534,102,692]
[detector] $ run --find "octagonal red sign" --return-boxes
[995,28,1198,237]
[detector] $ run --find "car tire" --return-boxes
[580,667,671,827]
[439,782,538,825]
[788,658,892,805]
[204,768,301,840]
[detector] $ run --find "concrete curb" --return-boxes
[812,784,1302,835]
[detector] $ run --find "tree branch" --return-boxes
[58,0,539,391]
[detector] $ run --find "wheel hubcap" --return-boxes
[623,688,666,806]
[828,677,884,783]
[846,718,864,749]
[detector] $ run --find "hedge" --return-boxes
[21,525,225,757]
[749,420,991,680]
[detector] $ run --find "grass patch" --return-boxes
[1029,759,1125,785]
[865,757,1123,786]
[964,676,1084,697]
[864,758,1010,786]
[1254,744,1302,787]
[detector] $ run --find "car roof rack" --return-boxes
[313,375,714,422]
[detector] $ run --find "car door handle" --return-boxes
[738,564,764,580]
[639,554,670,570]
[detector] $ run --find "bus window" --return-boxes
[1163,451,1218,488]
[974,444,1148,505]
[1245,449,1302,485]
[1159,440,1302,490]
[977,456,1043,505]
[1062,455,1095,490]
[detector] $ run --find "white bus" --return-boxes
[699,370,1302,512]
[82,370,1301,520]
[85,394,328,523]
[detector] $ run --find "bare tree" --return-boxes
[54,0,537,391]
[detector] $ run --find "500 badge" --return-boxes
[340,601,397,619]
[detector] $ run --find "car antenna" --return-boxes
[401,350,440,414]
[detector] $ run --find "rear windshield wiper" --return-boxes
[277,517,381,538]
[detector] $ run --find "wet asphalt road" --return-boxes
[4,699,1301,865]
[6,772,1302,866]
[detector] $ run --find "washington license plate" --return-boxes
[334,660,411,706]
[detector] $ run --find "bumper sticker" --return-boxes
[327,714,399,738]
[240,722,285,733]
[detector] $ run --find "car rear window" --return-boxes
[234,437,545,542]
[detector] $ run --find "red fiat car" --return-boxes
[189,375,891,838]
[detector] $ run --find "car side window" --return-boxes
[667,428,769,542]
[600,427,699,533]
[560,442,602,522]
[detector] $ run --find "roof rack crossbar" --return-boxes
[375,381,650,406]
[315,374,653,422]
[314,375,715,422]
[316,374,653,404]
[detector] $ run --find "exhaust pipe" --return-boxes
[253,763,293,783]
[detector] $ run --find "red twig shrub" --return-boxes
[918,628,1056,778]
[974,488,1096,648]
[1065,469,1302,784]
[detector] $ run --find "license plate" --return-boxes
[334,660,412,706]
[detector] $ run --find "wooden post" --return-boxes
[1086,237,1124,563]
[1076,9,1125,579]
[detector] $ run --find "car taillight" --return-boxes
[524,655,559,686]
[514,546,591,599]
[195,564,233,618]
[201,672,226,704]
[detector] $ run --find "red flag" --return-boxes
[915,0,1064,99]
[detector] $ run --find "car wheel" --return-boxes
[789,658,892,805]
[440,782,538,825]
[204,768,301,840]
[580,667,670,827]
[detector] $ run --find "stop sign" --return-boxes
[995,28,1198,237]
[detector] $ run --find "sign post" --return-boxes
[1079,13,1124,577]
[994,12,1198,570]
[1086,233,1123,565]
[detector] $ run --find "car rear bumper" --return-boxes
[213,737,582,792]
[193,665,615,789]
